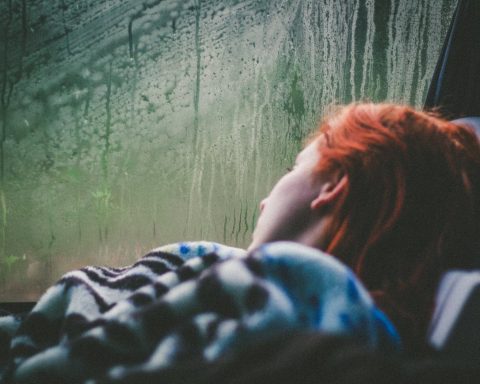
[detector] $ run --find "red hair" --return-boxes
[315,103,480,345]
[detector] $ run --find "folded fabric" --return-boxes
[0,241,400,384]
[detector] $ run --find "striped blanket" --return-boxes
[0,241,400,383]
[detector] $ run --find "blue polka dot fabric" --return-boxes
[1,241,400,384]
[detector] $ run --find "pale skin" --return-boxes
[248,136,348,252]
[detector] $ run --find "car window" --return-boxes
[0,0,456,300]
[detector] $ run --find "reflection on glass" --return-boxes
[0,0,456,300]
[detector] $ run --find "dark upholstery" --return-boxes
[425,0,480,117]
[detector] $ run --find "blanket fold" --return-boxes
[0,241,400,384]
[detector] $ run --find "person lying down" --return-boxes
[1,103,479,384]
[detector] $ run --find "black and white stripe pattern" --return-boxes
[0,241,399,384]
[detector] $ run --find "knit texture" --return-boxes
[0,241,400,383]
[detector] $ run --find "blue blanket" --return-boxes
[0,241,400,383]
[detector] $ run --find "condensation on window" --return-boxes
[0,0,456,300]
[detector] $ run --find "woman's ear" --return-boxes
[310,174,348,210]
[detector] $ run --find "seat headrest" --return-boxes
[451,116,480,138]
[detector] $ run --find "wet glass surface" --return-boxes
[0,0,456,300]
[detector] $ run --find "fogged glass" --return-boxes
[0,0,456,300]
